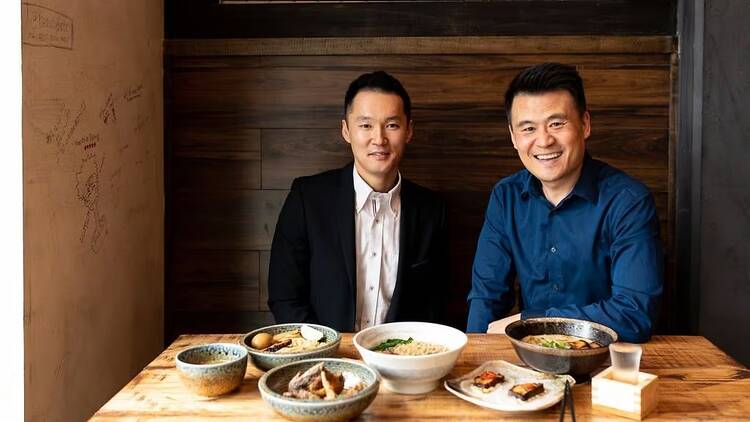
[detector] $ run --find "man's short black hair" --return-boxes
[504,62,587,124]
[344,71,411,122]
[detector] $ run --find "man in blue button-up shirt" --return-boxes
[467,63,663,343]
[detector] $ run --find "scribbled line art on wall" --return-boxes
[34,81,149,254]
[76,152,108,253]
[22,3,74,50]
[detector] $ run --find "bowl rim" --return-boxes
[352,321,468,360]
[504,317,618,355]
[175,342,248,369]
[258,357,380,407]
[242,323,342,358]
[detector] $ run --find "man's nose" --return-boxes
[371,126,386,144]
[536,127,555,147]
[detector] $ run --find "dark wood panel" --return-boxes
[171,249,259,284]
[166,36,675,56]
[166,1,676,38]
[168,54,672,71]
[173,190,287,250]
[174,282,260,312]
[172,158,260,191]
[259,251,270,312]
[170,121,261,190]
[168,66,671,114]
[169,311,275,340]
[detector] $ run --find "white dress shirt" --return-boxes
[353,167,401,331]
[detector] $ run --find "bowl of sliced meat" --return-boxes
[258,358,380,422]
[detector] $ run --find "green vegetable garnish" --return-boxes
[373,337,414,351]
[540,339,571,349]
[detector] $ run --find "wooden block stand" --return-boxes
[591,366,658,420]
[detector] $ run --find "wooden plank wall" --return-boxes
[165,36,676,341]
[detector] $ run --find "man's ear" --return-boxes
[341,119,352,144]
[582,110,591,140]
[509,124,518,150]
[406,119,414,144]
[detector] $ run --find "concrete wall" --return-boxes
[698,0,750,366]
[22,1,163,420]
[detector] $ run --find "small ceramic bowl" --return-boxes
[242,323,341,371]
[175,343,248,397]
[505,317,618,380]
[258,358,379,422]
[353,321,467,394]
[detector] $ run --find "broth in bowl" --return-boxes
[521,334,602,350]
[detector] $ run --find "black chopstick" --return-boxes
[559,380,576,422]
[567,381,576,422]
[558,380,567,422]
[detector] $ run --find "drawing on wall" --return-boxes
[76,152,108,253]
[46,101,86,163]
[22,3,74,50]
[100,93,117,125]
[30,73,151,254]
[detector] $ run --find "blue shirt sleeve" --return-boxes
[466,187,517,333]
[537,192,663,343]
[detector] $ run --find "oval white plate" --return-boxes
[444,360,575,412]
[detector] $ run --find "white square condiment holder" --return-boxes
[591,366,658,420]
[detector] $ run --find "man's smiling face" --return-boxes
[508,89,590,195]
[341,90,412,190]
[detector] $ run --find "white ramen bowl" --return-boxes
[353,322,467,394]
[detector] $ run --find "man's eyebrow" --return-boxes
[515,119,536,127]
[546,113,568,121]
[354,116,373,122]
[385,115,403,122]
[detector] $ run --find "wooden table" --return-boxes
[91,334,750,421]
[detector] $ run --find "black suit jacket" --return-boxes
[268,163,449,332]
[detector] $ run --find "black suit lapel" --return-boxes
[386,180,411,322]
[336,164,357,328]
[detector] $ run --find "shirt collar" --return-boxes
[569,152,599,203]
[353,167,401,215]
[521,152,599,203]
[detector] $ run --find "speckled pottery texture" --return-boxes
[258,358,380,422]
[505,317,618,378]
[242,323,341,371]
[176,343,248,397]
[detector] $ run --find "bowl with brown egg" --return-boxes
[243,323,341,371]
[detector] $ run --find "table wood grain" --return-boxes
[91,335,750,421]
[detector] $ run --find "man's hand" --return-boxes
[486,313,521,334]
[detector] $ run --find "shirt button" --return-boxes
[550,246,557,253]
[366,319,370,324]
[371,252,377,257]
[369,286,374,291]
[375,219,379,223]
[553,284,559,291]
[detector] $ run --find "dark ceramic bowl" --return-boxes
[505,317,618,379]
[258,358,380,422]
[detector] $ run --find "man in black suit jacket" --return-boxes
[268,71,448,332]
